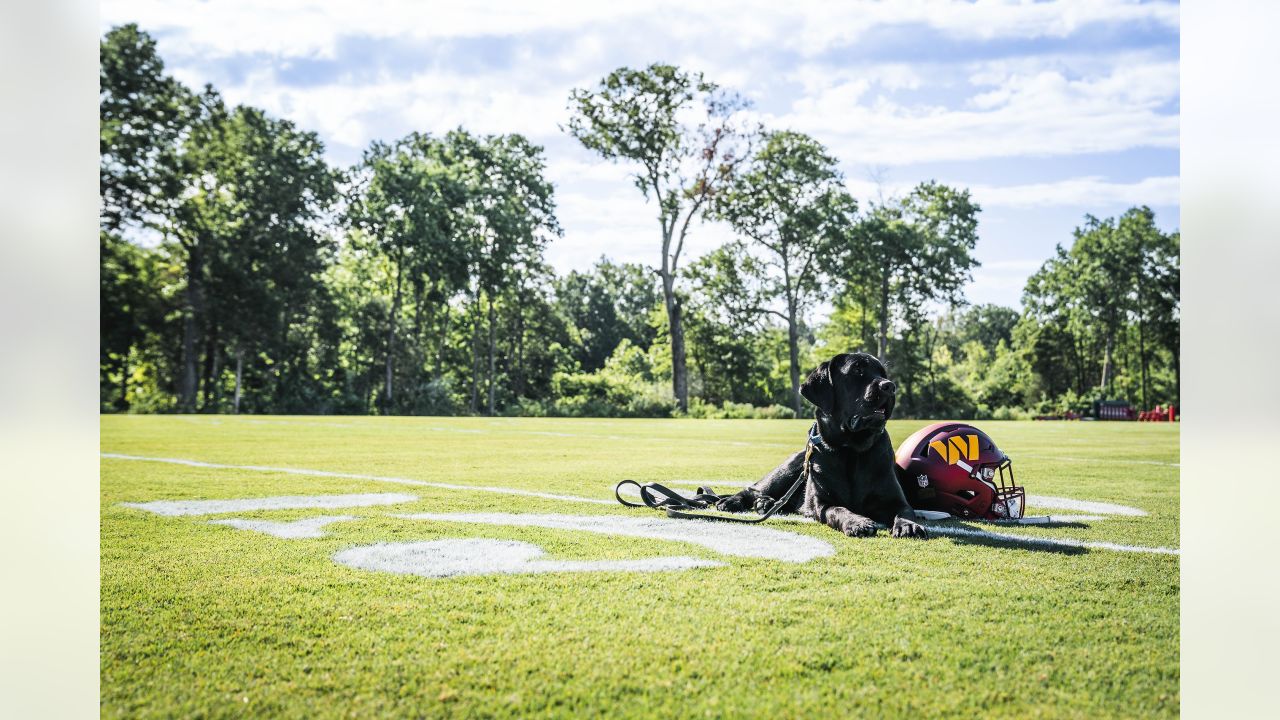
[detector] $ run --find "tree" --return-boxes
[1118,207,1180,407]
[954,304,1019,350]
[347,132,469,413]
[452,131,560,415]
[1021,208,1180,409]
[710,130,856,413]
[566,64,752,411]
[99,24,193,233]
[834,182,981,366]
[555,258,660,371]
[100,232,175,411]
[202,107,340,413]
[682,246,788,408]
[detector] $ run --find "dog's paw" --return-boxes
[841,517,879,537]
[715,493,752,513]
[891,516,929,539]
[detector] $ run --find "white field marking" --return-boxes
[101,453,615,506]
[209,515,357,538]
[927,524,1179,555]
[395,513,835,563]
[1026,495,1148,516]
[120,493,417,517]
[334,539,723,578]
[106,453,1174,554]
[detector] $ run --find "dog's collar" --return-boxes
[808,422,836,454]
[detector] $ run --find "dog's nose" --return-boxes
[865,379,896,404]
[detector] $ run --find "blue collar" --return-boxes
[808,422,835,454]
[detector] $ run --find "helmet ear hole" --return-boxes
[957,489,976,500]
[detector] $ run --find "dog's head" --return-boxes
[800,352,896,451]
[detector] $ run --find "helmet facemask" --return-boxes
[978,457,1024,519]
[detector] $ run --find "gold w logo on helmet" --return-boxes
[929,435,979,464]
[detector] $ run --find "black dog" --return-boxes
[715,352,928,538]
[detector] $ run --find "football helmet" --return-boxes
[894,422,1025,520]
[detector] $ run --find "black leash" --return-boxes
[613,432,818,524]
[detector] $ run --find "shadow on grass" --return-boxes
[925,521,1089,555]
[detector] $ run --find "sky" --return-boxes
[100,0,1180,310]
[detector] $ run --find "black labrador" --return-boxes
[715,352,928,538]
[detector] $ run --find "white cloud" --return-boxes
[778,57,1179,165]
[547,182,739,273]
[209,67,573,154]
[845,175,1178,209]
[969,175,1179,208]
[101,0,1179,59]
[966,259,1045,307]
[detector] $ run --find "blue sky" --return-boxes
[102,0,1179,310]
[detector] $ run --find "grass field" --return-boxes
[100,416,1179,718]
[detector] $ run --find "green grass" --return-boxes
[101,416,1178,718]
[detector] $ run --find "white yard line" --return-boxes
[121,493,416,517]
[334,539,723,578]
[102,453,616,506]
[1027,495,1149,516]
[106,452,1177,555]
[173,420,787,446]
[395,513,835,563]
[209,515,357,538]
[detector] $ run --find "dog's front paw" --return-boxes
[892,516,928,539]
[715,492,753,513]
[841,517,878,537]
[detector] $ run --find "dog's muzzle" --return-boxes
[844,379,895,432]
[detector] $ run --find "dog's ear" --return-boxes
[800,361,836,415]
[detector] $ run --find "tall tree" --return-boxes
[202,107,340,413]
[682,246,786,408]
[164,87,234,412]
[834,182,981,365]
[452,131,560,415]
[710,130,856,414]
[1021,208,1179,407]
[99,24,193,233]
[347,132,469,413]
[566,64,752,411]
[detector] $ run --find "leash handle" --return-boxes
[614,441,815,525]
[614,471,807,525]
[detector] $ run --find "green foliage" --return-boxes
[541,341,676,418]
[555,258,660,371]
[708,130,858,413]
[1020,207,1180,410]
[99,24,194,232]
[100,29,1179,420]
[566,63,755,411]
[680,399,797,419]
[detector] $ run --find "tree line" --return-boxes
[100,25,1179,419]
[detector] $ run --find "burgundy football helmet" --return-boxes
[895,422,1025,520]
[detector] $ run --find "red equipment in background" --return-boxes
[1139,405,1178,421]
